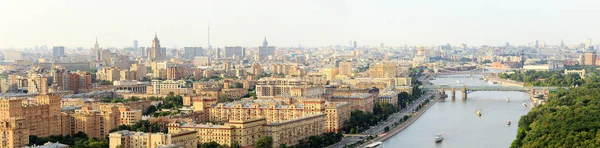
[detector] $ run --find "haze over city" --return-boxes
[2,1,600,148]
[2,0,600,48]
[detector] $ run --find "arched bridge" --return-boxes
[422,85,568,100]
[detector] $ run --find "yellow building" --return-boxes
[339,61,353,76]
[368,62,397,78]
[27,74,49,94]
[97,67,121,82]
[250,63,263,76]
[119,107,142,125]
[221,88,248,99]
[169,114,327,148]
[322,68,339,81]
[109,130,197,148]
[0,94,62,147]
[196,98,350,134]
[324,102,351,132]
[149,80,191,95]
[255,78,314,97]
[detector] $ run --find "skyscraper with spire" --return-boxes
[258,37,275,61]
[92,37,101,61]
[149,33,165,61]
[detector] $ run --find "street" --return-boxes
[327,76,434,148]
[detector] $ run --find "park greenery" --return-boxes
[511,66,600,147]
[101,94,184,117]
[29,132,108,148]
[110,120,168,133]
[511,85,600,147]
[97,80,113,85]
[255,136,273,148]
[285,132,343,148]
[498,70,584,86]
[342,102,398,134]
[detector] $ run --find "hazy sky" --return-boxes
[1,0,599,48]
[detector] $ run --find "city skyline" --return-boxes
[1,0,600,48]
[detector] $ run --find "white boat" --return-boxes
[522,103,528,108]
[507,120,511,126]
[456,80,460,84]
[434,134,444,143]
[506,98,510,102]
[364,141,383,148]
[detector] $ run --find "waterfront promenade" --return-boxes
[357,93,440,148]
[326,90,437,148]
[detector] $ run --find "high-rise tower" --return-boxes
[149,33,164,61]
[93,37,101,61]
[262,37,268,47]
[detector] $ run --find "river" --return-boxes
[383,74,531,148]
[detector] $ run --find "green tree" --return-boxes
[199,141,220,148]
[256,136,273,148]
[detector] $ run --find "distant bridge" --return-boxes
[435,75,484,78]
[422,85,566,92]
[421,85,568,100]
[435,67,489,75]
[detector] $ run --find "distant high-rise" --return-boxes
[535,40,539,48]
[149,33,165,61]
[583,52,597,66]
[258,37,275,61]
[353,41,357,49]
[438,44,451,50]
[585,38,592,50]
[133,40,138,49]
[541,41,546,48]
[93,38,101,61]
[53,46,65,58]
[560,39,565,49]
[184,47,204,59]
[225,46,244,59]
[380,43,384,48]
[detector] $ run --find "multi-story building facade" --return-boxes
[109,130,197,148]
[119,107,142,125]
[148,80,191,95]
[255,78,315,97]
[97,67,121,82]
[0,94,62,147]
[369,62,397,78]
[339,61,353,76]
[194,98,350,134]
[168,114,326,148]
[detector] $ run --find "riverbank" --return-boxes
[484,74,524,87]
[357,94,440,147]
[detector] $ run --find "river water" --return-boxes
[383,74,531,148]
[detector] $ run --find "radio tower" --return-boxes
[208,22,211,49]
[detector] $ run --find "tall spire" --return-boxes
[154,32,158,39]
[208,21,211,49]
[94,37,99,50]
[263,37,268,47]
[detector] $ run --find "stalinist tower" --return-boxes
[149,33,164,61]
